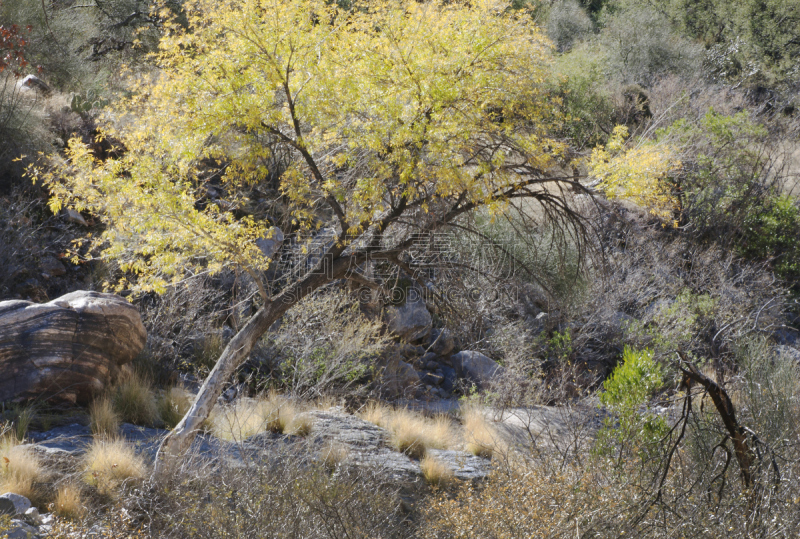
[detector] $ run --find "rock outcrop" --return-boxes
[450,351,505,389]
[385,297,432,342]
[0,291,146,404]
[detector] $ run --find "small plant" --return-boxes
[0,433,43,500]
[83,438,146,496]
[90,397,120,437]
[53,484,85,519]
[12,404,34,441]
[595,346,667,465]
[157,386,193,430]
[461,405,499,458]
[69,90,109,114]
[360,403,455,459]
[320,441,349,470]
[420,454,454,487]
[112,371,158,426]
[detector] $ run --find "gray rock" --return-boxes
[19,74,50,94]
[426,449,492,481]
[385,298,432,342]
[440,365,457,392]
[396,344,426,358]
[427,328,454,356]
[3,519,40,539]
[420,352,439,365]
[421,371,444,386]
[0,291,147,403]
[255,226,284,259]
[64,208,88,226]
[376,358,421,397]
[23,507,41,526]
[0,493,31,516]
[451,351,505,390]
[774,345,800,364]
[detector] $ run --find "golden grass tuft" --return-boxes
[157,386,194,430]
[420,454,454,487]
[53,484,85,519]
[360,402,455,459]
[112,371,158,426]
[0,434,44,500]
[211,392,311,441]
[83,438,146,496]
[462,405,499,458]
[90,397,120,437]
[320,441,349,470]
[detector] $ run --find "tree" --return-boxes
[32,0,593,471]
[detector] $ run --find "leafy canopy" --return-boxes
[32,0,564,294]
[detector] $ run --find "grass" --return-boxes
[320,441,349,470]
[53,484,85,519]
[112,371,159,426]
[211,392,313,441]
[462,405,500,458]
[90,397,120,437]
[0,434,44,500]
[420,455,454,487]
[83,438,146,496]
[157,386,194,430]
[360,402,455,459]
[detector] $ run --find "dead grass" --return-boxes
[90,397,120,437]
[112,371,158,426]
[83,438,146,496]
[157,386,194,430]
[53,484,85,519]
[462,405,500,458]
[0,434,44,500]
[320,441,349,470]
[360,402,455,459]
[211,392,312,441]
[420,455,454,487]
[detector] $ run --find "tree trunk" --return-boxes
[154,303,280,473]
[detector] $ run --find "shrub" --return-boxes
[546,0,594,52]
[112,371,158,426]
[89,397,120,437]
[83,438,146,496]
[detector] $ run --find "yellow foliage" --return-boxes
[29,0,563,294]
[589,125,682,221]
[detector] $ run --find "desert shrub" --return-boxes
[112,371,158,426]
[546,0,594,53]
[89,397,120,437]
[598,4,702,86]
[595,346,667,465]
[256,290,390,398]
[83,438,146,496]
[107,455,414,538]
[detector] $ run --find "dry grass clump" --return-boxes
[90,397,120,437]
[420,455,454,487]
[320,441,349,470]
[462,405,500,458]
[360,403,455,459]
[112,371,158,426]
[83,438,146,496]
[211,392,312,441]
[53,484,85,519]
[157,386,194,430]
[0,433,44,500]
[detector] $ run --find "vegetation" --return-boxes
[0,0,799,535]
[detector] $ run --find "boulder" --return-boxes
[0,291,146,404]
[385,298,432,343]
[376,357,420,397]
[450,351,505,389]
[427,328,454,356]
[19,74,50,94]
[3,519,40,539]
[0,493,31,517]
[255,226,284,259]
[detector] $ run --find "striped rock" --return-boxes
[0,291,146,404]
